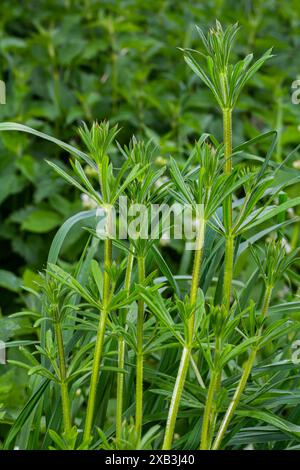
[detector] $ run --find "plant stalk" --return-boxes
[200,369,218,450]
[212,284,273,449]
[189,236,204,338]
[222,235,234,312]
[223,108,233,175]
[162,223,204,449]
[135,255,145,441]
[162,346,191,450]
[116,249,134,447]
[83,238,112,442]
[200,336,221,449]
[222,107,233,311]
[199,108,233,449]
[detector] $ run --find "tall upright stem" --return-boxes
[116,249,134,447]
[135,255,145,441]
[53,318,71,433]
[212,284,273,450]
[199,108,233,449]
[83,238,112,442]
[200,335,221,449]
[162,224,204,450]
[222,107,233,311]
[200,368,218,450]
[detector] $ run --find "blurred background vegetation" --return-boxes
[0,0,300,427]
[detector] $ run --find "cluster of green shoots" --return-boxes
[1,22,300,450]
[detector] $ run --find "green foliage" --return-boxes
[0,0,300,453]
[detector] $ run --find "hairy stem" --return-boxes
[212,348,256,450]
[162,224,204,449]
[200,334,222,449]
[189,237,204,336]
[135,255,145,441]
[162,347,191,449]
[83,238,112,442]
[116,249,134,447]
[291,220,300,250]
[222,108,233,311]
[223,108,233,175]
[222,235,234,312]
[212,284,273,449]
[200,369,218,449]
[200,108,233,448]
[199,108,233,449]
[53,318,71,433]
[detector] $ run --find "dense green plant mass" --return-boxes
[0,1,300,451]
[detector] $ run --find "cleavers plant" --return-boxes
[1,21,300,451]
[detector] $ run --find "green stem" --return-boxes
[223,108,233,175]
[189,236,204,330]
[261,284,273,319]
[200,108,233,449]
[135,255,145,441]
[222,235,234,312]
[222,108,233,312]
[162,347,191,449]
[83,238,112,442]
[212,284,273,449]
[116,249,134,447]
[61,382,71,433]
[200,369,219,449]
[291,220,300,250]
[53,319,71,433]
[275,94,283,162]
[162,224,204,449]
[199,335,222,449]
[212,348,256,450]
